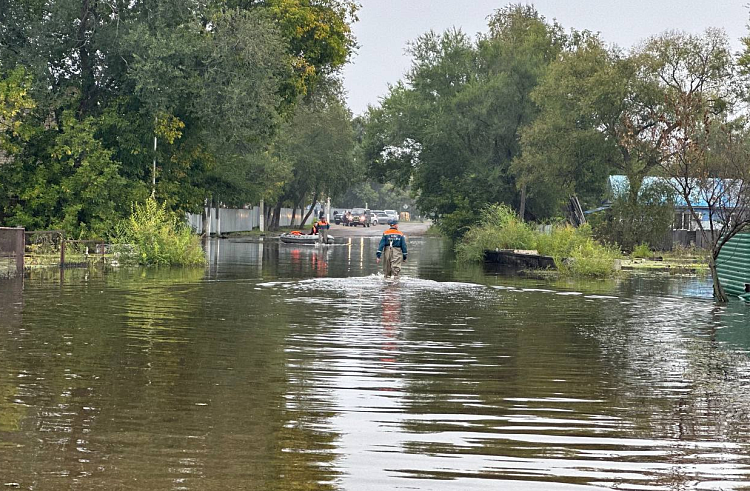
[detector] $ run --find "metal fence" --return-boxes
[0,227,24,279]
[658,229,721,251]
[187,206,305,234]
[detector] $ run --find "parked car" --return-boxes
[349,208,371,227]
[333,211,343,225]
[384,209,399,222]
[373,210,389,225]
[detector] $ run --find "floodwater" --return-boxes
[1,236,750,490]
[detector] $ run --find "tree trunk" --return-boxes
[519,184,527,222]
[272,201,283,230]
[290,199,300,227]
[300,192,318,227]
[708,253,729,303]
[627,173,643,208]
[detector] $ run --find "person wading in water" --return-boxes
[376,219,407,278]
[317,216,330,244]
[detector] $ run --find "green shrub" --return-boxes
[455,205,536,262]
[458,209,621,277]
[112,197,205,266]
[632,242,651,259]
[590,179,675,252]
[536,224,620,277]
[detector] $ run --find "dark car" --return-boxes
[349,208,371,227]
[333,211,343,225]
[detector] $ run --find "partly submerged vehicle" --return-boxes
[279,231,335,245]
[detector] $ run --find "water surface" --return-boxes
[1,237,749,490]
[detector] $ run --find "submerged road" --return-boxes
[328,220,432,238]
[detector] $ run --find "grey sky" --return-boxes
[341,0,749,116]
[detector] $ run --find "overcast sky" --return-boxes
[341,0,750,116]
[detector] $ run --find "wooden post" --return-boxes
[259,199,265,232]
[215,202,221,237]
[15,228,24,275]
[60,236,66,267]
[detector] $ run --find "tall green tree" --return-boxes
[271,89,356,229]
[362,5,565,238]
[0,0,358,236]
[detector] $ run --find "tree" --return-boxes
[650,29,745,302]
[0,0,359,236]
[363,5,565,239]
[2,111,132,236]
[0,67,36,155]
[271,92,356,229]
[514,30,686,224]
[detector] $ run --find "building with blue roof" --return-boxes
[607,175,720,231]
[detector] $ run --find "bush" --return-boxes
[632,242,651,259]
[112,197,205,266]
[590,180,675,252]
[536,224,621,277]
[455,205,536,262]
[458,207,621,277]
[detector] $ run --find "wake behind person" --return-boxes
[376,219,407,278]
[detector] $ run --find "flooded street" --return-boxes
[1,236,750,490]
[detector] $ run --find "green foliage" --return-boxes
[536,224,621,277]
[0,0,359,235]
[632,243,651,259]
[0,67,36,154]
[338,181,417,212]
[589,180,675,253]
[362,6,567,239]
[457,205,620,277]
[262,0,359,103]
[275,97,356,201]
[455,204,537,262]
[112,197,205,266]
[1,111,138,237]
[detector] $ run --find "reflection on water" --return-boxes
[0,237,749,490]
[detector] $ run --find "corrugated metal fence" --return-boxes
[717,232,750,298]
[187,206,305,234]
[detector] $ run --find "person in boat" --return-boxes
[376,219,407,278]
[317,216,330,244]
[309,219,319,235]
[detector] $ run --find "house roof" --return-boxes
[608,175,719,209]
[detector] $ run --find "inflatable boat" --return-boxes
[279,232,335,245]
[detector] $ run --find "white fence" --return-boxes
[187,206,306,234]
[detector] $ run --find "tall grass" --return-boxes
[455,205,536,262]
[457,205,621,277]
[112,197,206,266]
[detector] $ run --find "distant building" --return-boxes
[608,175,723,232]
